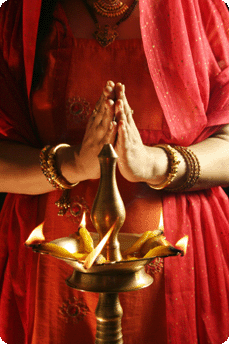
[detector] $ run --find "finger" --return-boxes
[107,80,115,88]
[115,83,127,106]
[94,91,106,114]
[116,119,128,154]
[115,99,126,123]
[92,82,115,128]
[93,81,114,118]
[103,121,118,145]
[87,101,114,147]
[99,99,115,128]
[103,80,115,100]
[115,83,133,124]
[115,83,124,101]
[92,97,109,128]
[87,108,99,129]
[116,100,128,139]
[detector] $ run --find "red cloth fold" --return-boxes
[140,0,229,144]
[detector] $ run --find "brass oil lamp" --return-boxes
[67,144,153,343]
[29,144,187,343]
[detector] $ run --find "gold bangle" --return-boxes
[39,145,61,189]
[147,144,181,190]
[47,144,79,190]
[166,146,201,192]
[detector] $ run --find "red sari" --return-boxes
[0,0,229,343]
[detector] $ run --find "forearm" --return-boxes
[0,141,55,195]
[145,129,229,191]
[185,137,229,190]
[0,140,97,195]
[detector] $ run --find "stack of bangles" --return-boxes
[147,144,201,192]
[39,144,79,190]
[39,143,200,193]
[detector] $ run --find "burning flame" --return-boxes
[83,220,118,269]
[25,222,45,246]
[80,212,86,227]
[175,235,189,256]
[158,210,164,231]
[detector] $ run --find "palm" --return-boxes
[114,84,153,183]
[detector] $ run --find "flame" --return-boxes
[175,235,189,256]
[158,210,164,231]
[63,242,77,254]
[25,222,45,246]
[83,220,117,269]
[80,212,86,227]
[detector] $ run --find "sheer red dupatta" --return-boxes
[140,1,229,342]
[140,0,229,145]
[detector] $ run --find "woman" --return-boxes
[0,0,229,343]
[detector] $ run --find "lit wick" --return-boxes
[83,220,117,269]
[79,212,86,230]
[25,222,45,246]
[158,209,164,232]
[175,235,189,256]
[77,212,94,254]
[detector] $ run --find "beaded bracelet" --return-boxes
[147,144,181,190]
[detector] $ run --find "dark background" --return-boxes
[0,192,6,210]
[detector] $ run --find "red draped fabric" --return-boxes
[140,0,229,145]
[0,0,229,343]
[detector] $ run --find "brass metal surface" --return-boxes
[66,265,153,293]
[91,144,126,262]
[95,293,123,344]
[34,232,157,274]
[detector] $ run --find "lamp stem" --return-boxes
[95,292,123,344]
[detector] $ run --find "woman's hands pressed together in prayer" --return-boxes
[65,80,171,187]
[62,80,163,185]
[60,80,161,186]
[1,80,229,195]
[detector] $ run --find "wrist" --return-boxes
[143,146,170,185]
[56,144,81,184]
[145,144,200,192]
[144,145,187,189]
[166,146,200,191]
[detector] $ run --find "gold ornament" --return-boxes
[93,0,129,17]
[94,24,119,47]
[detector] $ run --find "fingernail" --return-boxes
[107,80,114,87]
